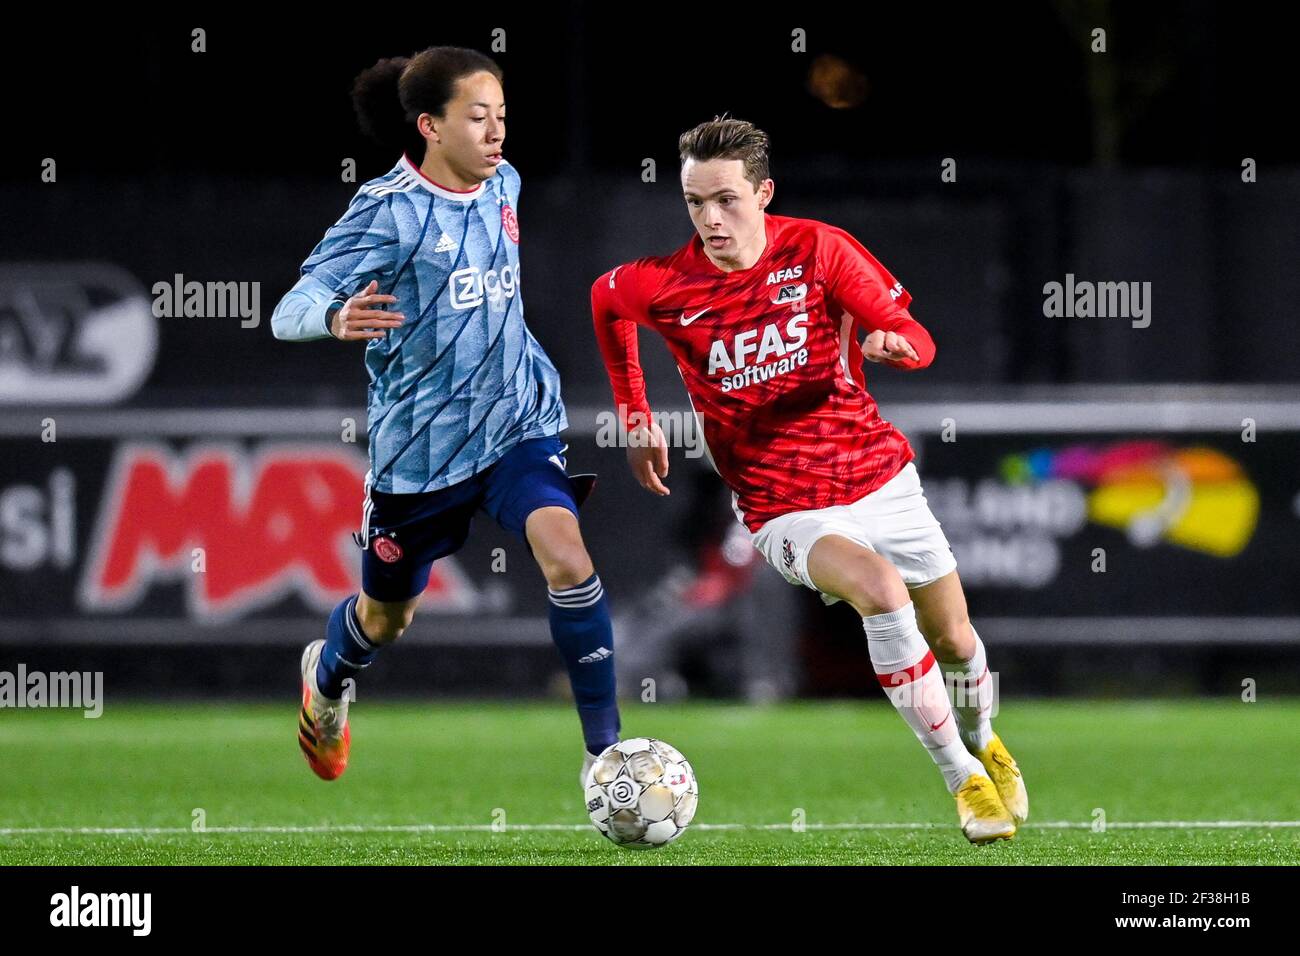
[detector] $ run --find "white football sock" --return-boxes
[939,626,995,752]
[863,603,985,794]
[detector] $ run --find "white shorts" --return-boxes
[750,462,957,605]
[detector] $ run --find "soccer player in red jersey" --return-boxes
[591,118,1027,844]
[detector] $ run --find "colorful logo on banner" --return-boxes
[79,445,487,621]
[1000,441,1259,557]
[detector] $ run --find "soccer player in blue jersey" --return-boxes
[271,47,618,786]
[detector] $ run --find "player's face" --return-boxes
[420,71,506,186]
[681,158,773,268]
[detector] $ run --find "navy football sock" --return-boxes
[547,574,621,754]
[316,594,379,699]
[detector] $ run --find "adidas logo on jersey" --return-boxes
[578,647,612,663]
[434,232,458,253]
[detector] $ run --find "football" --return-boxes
[583,738,698,848]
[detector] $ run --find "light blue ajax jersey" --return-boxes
[271,155,567,493]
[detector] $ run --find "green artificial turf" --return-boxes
[1,699,1297,865]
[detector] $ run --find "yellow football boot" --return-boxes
[955,773,1016,844]
[973,733,1028,825]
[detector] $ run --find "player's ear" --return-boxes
[758,178,775,209]
[417,113,441,144]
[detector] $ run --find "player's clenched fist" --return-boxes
[627,420,671,496]
[329,279,405,341]
[862,329,919,364]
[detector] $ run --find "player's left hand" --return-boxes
[863,330,919,364]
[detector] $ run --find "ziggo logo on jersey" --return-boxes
[449,264,519,311]
[707,314,809,392]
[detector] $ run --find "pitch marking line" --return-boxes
[2,821,1298,836]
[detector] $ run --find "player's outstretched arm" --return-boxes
[820,225,936,370]
[590,269,669,496]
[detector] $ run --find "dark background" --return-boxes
[2,3,1297,699]
[6,4,1300,401]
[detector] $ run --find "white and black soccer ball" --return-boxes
[584,738,698,848]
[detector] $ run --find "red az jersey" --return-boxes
[591,214,936,532]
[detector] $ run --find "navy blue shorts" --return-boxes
[358,435,592,602]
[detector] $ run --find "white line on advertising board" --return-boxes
[0,617,1296,645]
[6,397,1300,436]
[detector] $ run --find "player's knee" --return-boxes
[357,600,416,645]
[926,615,974,661]
[538,544,595,591]
[527,508,593,589]
[842,559,909,617]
